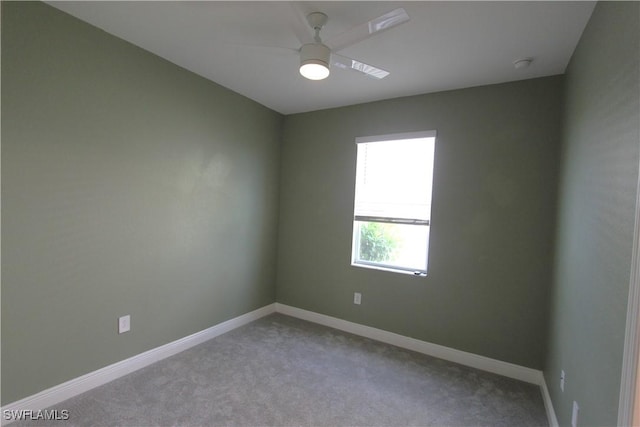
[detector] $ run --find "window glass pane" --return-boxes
[354,221,429,272]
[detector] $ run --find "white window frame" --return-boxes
[351,130,436,276]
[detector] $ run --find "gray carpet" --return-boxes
[15,313,548,426]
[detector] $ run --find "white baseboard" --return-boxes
[1,303,276,425]
[275,303,543,385]
[540,376,559,427]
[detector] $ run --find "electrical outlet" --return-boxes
[571,401,579,427]
[560,370,565,392]
[353,292,362,305]
[118,315,131,334]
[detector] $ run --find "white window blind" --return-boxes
[354,132,435,223]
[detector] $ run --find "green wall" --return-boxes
[277,76,564,369]
[1,2,282,404]
[544,2,640,426]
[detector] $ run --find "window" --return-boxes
[351,131,436,275]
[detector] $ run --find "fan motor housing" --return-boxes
[300,43,331,68]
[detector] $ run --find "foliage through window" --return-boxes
[351,131,436,275]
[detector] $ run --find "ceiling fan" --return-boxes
[289,6,410,81]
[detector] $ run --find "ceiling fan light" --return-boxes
[299,43,331,80]
[300,61,330,80]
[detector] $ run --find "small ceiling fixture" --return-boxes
[513,57,533,69]
[299,12,331,80]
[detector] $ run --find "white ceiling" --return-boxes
[48,1,595,115]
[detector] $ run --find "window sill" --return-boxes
[351,262,427,277]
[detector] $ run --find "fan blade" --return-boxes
[325,8,410,52]
[230,44,298,56]
[332,54,390,79]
